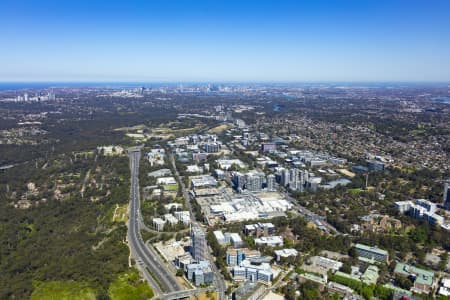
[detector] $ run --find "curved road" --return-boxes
[127,148,183,295]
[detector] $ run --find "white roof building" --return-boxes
[274,249,298,261]
[255,236,284,247]
[187,165,203,173]
[153,218,166,231]
[157,177,177,185]
[216,159,247,170]
[191,175,218,188]
[229,233,243,247]
[439,278,450,297]
[214,230,226,245]
[165,203,183,211]
[164,214,179,225]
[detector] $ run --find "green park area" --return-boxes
[31,281,96,300]
[108,269,154,300]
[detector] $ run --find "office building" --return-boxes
[395,201,414,214]
[191,225,207,261]
[205,143,220,153]
[214,230,226,245]
[367,160,385,171]
[232,260,276,284]
[261,143,276,153]
[443,180,450,210]
[193,152,208,162]
[254,236,283,247]
[245,173,263,192]
[186,260,214,286]
[233,172,245,190]
[244,223,276,237]
[191,175,218,189]
[153,218,166,231]
[232,282,265,300]
[274,248,298,261]
[266,174,275,191]
[354,243,389,263]
[226,248,261,266]
[229,233,243,248]
[395,199,444,226]
[280,168,290,187]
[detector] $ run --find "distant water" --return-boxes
[0,82,173,91]
[432,97,450,104]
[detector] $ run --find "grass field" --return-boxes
[207,124,232,133]
[112,204,129,223]
[31,281,96,300]
[109,270,154,300]
[152,124,205,135]
[349,188,363,195]
[163,183,179,191]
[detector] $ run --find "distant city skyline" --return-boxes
[1,0,450,82]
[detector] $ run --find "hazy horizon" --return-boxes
[1,80,450,91]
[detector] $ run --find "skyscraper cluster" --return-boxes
[280,168,309,191]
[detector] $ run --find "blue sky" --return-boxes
[1,0,450,82]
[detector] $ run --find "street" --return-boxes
[127,147,183,295]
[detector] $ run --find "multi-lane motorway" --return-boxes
[127,147,183,295]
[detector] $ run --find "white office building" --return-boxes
[255,236,283,247]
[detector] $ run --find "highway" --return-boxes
[163,287,214,300]
[127,147,183,295]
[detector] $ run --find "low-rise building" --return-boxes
[173,211,190,225]
[438,278,450,298]
[367,160,385,171]
[191,175,218,189]
[394,263,435,294]
[361,265,379,285]
[153,218,166,231]
[255,236,283,247]
[187,165,203,174]
[244,223,276,237]
[306,256,343,273]
[156,177,177,185]
[164,203,183,211]
[164,213,179,226]
[205,143,220,153]
[274,248,298,262]
[354,243,388,263]
[192,152,208,162]
[216,158,247,170]
[232,260,277,284]
[232,282,265,300]
[261,143,276,153]
[147,148,166,166]
[186,260,214,286]
[175,253,193,270]
[226,248,261,266]
[229,233,244,248]
[214,230,226,246]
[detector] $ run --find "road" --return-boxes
[162,287,214,300]
[127,147,183,295]
[169,152,227,300]
[283,192,339,234]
